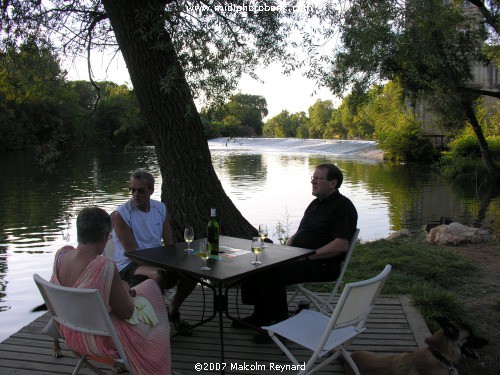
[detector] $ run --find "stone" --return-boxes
[425,222,491,246]
[386,229,411,240]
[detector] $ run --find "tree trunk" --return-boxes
[465,104,499,180]
[101,0,257,241]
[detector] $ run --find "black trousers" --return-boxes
[240,258,342,322]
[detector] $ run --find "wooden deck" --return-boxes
[0,287,430,374]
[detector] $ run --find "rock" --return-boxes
[424,217,454,233]
[386,229,411,240]
[423,223,440,233]
[425,222,491,246]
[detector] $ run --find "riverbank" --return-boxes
[347,239,499,375]
[450,241,500,375]
[208,137,385,160]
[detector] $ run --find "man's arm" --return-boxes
[113,212,138,252]
[308,237,349,260]
[162,217,174,245]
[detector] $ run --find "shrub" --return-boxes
[436,134,500,183]
[378,122,439,163]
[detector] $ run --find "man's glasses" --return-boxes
[129,187,147,194]
[311,176,327,182]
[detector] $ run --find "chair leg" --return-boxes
[71,352,108,375]
[341,347,361,375]
[72,355,86,375]
[269,333,301,366]
[287,288,300,305]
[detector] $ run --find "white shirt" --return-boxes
[113,198,166,272]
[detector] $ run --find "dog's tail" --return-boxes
[31,303,47,312]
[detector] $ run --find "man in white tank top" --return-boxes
[113,170,196,335]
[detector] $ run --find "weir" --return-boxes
[208,137,379,157]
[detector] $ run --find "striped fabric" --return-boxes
[51,247,171,374]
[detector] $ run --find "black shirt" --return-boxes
[292,190,358,250]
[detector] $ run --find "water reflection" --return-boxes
[0,145,498,342]
[212,153,267,199]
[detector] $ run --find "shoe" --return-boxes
[231,314,270,329]
[253,331,273,344]
[169,312,193,336]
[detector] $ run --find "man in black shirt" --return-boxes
[236,164,358,338]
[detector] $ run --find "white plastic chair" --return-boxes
[33,274,131,375]
[263,264,392,375]
[288,228,360,314]
[103,233,115,259]
[103,211,116,259]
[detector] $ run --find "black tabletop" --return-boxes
[126,235,316,285]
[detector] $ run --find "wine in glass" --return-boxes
[258,224,268,248]
[184,225,194,252]
[251,237,262,265]
[199,241,211,271]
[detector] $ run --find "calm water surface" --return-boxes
[0,141,498,341]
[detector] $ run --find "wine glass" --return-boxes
[199,241,211,271]
[184,225,194,252]
[258,224,268,248]
[251,237,262,265]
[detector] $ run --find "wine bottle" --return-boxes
[207,207,220,255]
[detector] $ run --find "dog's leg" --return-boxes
[112,362,127,373]
[52,339,62,358]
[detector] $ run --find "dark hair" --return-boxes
[76,207,112,244]
[130,169,155,190]
[316,163,344,188]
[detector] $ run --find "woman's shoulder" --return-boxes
[55,245,75,256]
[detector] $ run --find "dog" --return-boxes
[35,306,126,373]
[32,303,63,358]
[344,316,488,375]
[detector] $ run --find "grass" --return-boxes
[303,238,478,333]
[495,299,500,320]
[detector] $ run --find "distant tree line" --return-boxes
[262,81,440,162]
[0,40,148,168]
[2,39,498,171]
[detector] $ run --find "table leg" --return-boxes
[224,281,264,332]
[171,277,216,337]
[171,278,227,374]
[215,284,227,371]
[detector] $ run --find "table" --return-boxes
[126,235,315,367]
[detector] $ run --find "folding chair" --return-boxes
[103,231,115,259]
[33,274,131,375]
[103,211,116,259]
[263,264,392,375]
[288,228,360,314]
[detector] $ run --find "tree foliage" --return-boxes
[0,41,148,159]
[201,93,268,137]
[0,39,80,168]
[263,110,308,138]
[312,0,499,177]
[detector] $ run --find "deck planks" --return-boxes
[0,287,430,374]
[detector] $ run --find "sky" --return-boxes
[62,0,341,120]
[64,51,338,121]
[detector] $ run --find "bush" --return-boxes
[436,134,500,183]
[378,122,439,162]
[446,134,482,158]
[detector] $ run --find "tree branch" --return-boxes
[468,0,500,35]
[462,85,500,98]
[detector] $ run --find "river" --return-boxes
[0,138,497,342]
